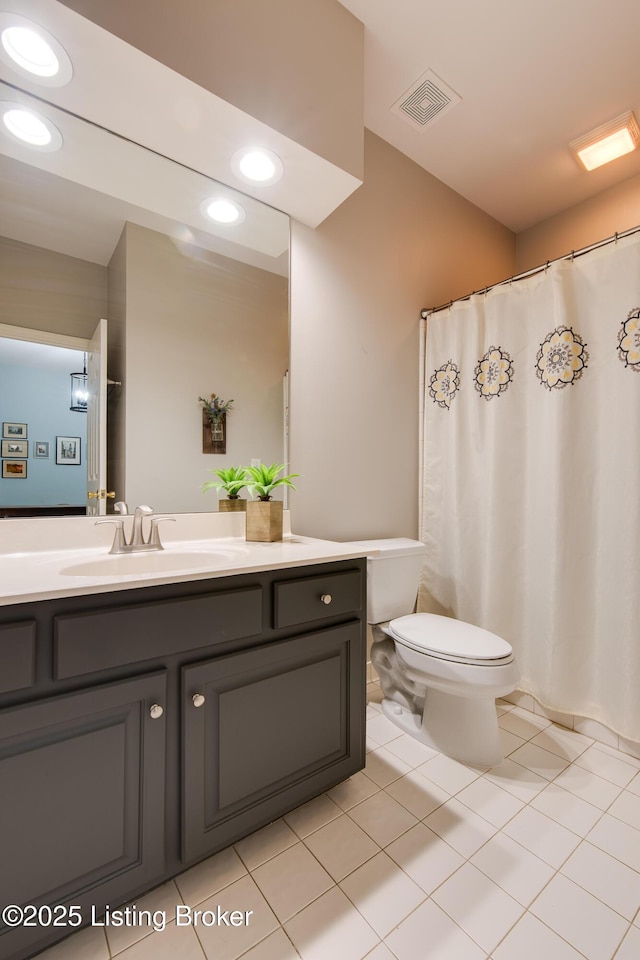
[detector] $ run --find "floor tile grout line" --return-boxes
[404,866,526,959]
[555,844,640,925]
[211,707,640,941]
[489,895,592,960]
[35,692,640,960]
[335,859,421,946]
[372,719,640,933]
[97,696,640,960]
[489,749,628,819]
[232,920,304,960]
[188,919,210,960]
[105,878,187,958]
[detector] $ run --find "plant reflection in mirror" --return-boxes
[202,465,248,500]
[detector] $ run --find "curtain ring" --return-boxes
[615,231,619,244]
[545,260,550,273]
[570,250,575,261]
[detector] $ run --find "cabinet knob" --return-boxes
[149,703,164,719]
[320,594,332,605]
[192,693,206,708]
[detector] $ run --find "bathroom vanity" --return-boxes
[0,517,369,960]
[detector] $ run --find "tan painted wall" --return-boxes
[290,131,515,541]
[60,0,364,181]
[516,171,640,272]
[121,224,288,513]
[0,236,107,339]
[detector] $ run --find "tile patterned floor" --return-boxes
[36,692,640,960]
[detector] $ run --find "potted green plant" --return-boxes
[245,462,299,541]
[202,465,249,512]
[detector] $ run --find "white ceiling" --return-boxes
[1,0,361,229]
[0,81,290,271]
[0,336,83,372]
[339,0,640,233]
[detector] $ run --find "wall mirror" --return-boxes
[0,79,290,517]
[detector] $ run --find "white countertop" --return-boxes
[0,512,375,606]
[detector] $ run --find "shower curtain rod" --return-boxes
[421,221,640,318]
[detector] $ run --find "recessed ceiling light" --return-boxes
[570,111,640,171]
[232,148,283,185]
[202,198,246,224]
[0,102,62,151]
[0,14,73,86]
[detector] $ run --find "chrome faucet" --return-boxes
[96,505,175,554]
[130,504,153,547]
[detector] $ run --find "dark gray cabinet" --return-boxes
[0,672,167,960]
[182,621,362,862]
[0,558,366,960]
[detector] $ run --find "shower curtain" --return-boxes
[419,231,640,742]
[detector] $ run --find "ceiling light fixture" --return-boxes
[202,198,246,224]
[232,147,283,185]
[0,101,62,151]
[570,111,640,172]
[0,14,73,86]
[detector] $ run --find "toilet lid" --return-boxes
[389,613,513,666]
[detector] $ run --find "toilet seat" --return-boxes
[389,613,513,666]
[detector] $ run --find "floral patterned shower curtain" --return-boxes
[419,231,640,742]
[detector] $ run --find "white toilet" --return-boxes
[361,538,519,766]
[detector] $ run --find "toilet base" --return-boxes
[381,689,504,767]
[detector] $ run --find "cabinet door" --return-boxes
[0,672,167,960]
[182,622,364,863]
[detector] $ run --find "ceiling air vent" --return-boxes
[391,68,461,130]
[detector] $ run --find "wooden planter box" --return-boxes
[218,499,246,512]
[246,500,283,542]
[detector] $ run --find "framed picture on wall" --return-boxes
[56,436,81,465]
[2,422,27,440]
[34,441,50,458]
[1,440,28,457]
[2,460,27,479]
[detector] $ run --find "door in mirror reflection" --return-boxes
[86,318,107,516]
[0,333,89,517]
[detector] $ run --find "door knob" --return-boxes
[149,703,164,719]
[320,594,332,605]
[192,693,205,708]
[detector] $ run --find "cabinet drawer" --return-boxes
[0,620,35,694]
[273,568,362,629]
[54,586,263,679]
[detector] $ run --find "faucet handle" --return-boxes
[95,518,128,553]
[114,501,129,515]
[148,517,176,550]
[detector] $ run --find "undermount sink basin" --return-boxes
[61,549,247,577]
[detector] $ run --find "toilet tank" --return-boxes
[354,538,427,624]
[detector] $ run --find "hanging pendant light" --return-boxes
[70,354,88,412]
